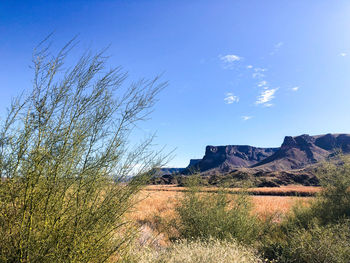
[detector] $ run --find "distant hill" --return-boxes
[153,167,185,176]
[152,133,350,187]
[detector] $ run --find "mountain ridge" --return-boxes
[154,133,350,186]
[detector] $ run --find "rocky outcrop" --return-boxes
[152,133,350,186]
[314,133,350,152]
[184,145,278,174]
[253,134,350,171]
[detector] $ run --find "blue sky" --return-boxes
[1,0,350,167]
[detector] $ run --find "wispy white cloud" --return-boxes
[252,68,267,78]
[291,86,299,91]
[256,88,278,105]
[254,68,267,72]
[257,80,268,87]
[242,116,253,121]
[219,54,241,63]
[219,54,242,69]
[224,92,239,104]
[340,52,347,57]
[246,65,253,69]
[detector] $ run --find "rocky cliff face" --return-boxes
[253,134,350,171]
[152,133,350,186]
[184,145,278,173]
[186,134,350,174]
[314,133,350,152]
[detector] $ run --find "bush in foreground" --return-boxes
[260,155,350,262]
[279,221,350,263]
[261,220,350,263]
[0,38,165,263]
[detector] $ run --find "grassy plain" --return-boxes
[128,185,315,246]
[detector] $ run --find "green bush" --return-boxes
[260,155,350,262]
[310,156,350,225]
[273,221,350,263]
[171,178,265,244]
[277,155,350,233]
[0,38,165,263]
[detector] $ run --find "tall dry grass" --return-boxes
[127,187,312,246]
[125,238,263,263]
[130,189,312,224]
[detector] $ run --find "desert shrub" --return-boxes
[280,155,350,231]
[0,38,165,263]
[260,156,350,262]
[170,177,265,244]
[309,156,350,224]
[285,221,350,263]
[127,238,263,263]
[269,221,350,263]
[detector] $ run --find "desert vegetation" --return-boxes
[126,238,263,263]
[128,157,350,263]
[144,184,321,196]
[0,38,166,262]
[1,39,350,263]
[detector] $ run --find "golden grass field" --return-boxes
[128,185,316,246]
[131,185,314,223]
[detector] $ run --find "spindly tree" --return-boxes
[0,38,166,262]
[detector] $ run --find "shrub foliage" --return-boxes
[0,39,165,262]
[260,155,350,262]
[172,177,264,244]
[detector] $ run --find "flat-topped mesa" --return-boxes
[184,145,278,174]
[204,145,277,162]
[151,133,350,186]
[187,159,202,168]
[185,134,350,175]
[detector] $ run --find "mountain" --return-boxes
[151,133,350,186]
[183,145,278,174]
[252,134,350,171]
[155,168,185,176]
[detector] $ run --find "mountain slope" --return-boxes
[152,133,350,186]
[183,145,278,174]
[253,134,350,171]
